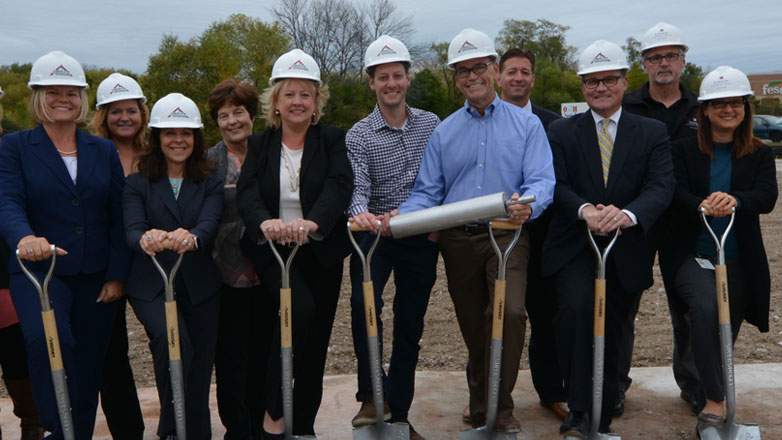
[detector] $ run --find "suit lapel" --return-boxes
[153,178,182,223]
[299,124,319,191]
[605,112,637,196]
[28,125,77,195]
[176,178,199,219]
[576,114,605,192]
[74,130,97,194]
[269,129,282,200]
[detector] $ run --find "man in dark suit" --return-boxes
[621,22,702,416]
[497,48,568,420]
[542,40,675,436]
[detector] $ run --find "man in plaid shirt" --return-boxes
[346,35,439,440]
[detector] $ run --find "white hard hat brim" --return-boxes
[97,95,147,109]
[148,121,204,129]
[698,91,754,102]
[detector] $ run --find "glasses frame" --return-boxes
[707,98,747,110]
[644,52,683,65]
[454,61,494,79]
[582,75,624,89]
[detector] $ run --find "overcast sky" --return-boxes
[2,0,780,76]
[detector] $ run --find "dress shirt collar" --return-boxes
[521,100,533,113]
[369,103,414,132]
[591,107,622,140]
[465,93,501,118]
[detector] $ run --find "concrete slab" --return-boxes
[1,364,781,439]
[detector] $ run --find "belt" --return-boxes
[454,223,489,235]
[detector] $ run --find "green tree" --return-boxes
[407,68,453,119]
[680,62,704,94]
[322,76,376,130]
[495,19,577,71]
[530,59,583,114]
[0,63,34,130]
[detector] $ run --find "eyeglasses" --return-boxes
[708,98,746,110]
[454,61,494,79]
[582,75,623,89]
[644,52,681,64]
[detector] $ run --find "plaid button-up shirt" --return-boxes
[346,104,440,217]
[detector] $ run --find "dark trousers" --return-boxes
[525,220,566,404]
[100,297,144,440]
[261,247,343,436]
[553,248,640,430]
[349,233,438,420]
[11,271,116,440]
[438,228,529,424]
[129,289,220,440]
[673,256,748,402]
[0,322,30,380]
[215,283,270,440]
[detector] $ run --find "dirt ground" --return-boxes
[5,170,782,398]
[118,168,782,389]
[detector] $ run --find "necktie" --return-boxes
[598,119,614,186]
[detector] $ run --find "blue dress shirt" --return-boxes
[398,94,555,220]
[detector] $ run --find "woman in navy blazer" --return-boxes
[123,93,222,440]
[0,51,130,439]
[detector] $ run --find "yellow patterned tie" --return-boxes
[598,119,614,186]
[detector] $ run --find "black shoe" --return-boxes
[680,390,706,415]
[262,431,285,440]
[613,388,625,417]
[559,411,589,438]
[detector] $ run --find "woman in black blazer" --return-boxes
[659,66,777,431]
[123,93,223,440]
[237,49,353,439]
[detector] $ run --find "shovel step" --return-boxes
[459,427,520,439]
[352,422,410,440]
[698,423,761,440]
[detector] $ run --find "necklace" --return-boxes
[56,148,77,155]
[280,146,301,192]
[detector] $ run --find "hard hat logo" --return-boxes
[110,83,129,94]
[458,41,478,54]
[50,65,73,77]
[591,53,611,65]
[289,60,309,72]
[378,45,397,56]
[167,108,190,119]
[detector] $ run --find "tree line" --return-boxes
[4,0,776,147]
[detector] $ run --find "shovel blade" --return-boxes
[460,427,520,440]
[698,423,761,440]
[563,433,620,440]
[352,422,410,440]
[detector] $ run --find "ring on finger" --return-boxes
[183,239,189,246]
[26,249,33,254]
[147,235,152,241]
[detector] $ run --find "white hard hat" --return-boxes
[641,22,688,53]
[447,28,498,69]
[698,66,753,102]
[28,51,89,89]
[148,93,203,129]
[577,40,629,76]
[364,35,411,71]
[96,73,146,109]
[269,49,321,86]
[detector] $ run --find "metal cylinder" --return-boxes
[391,192,538,238]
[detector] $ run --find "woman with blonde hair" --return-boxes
[237,49,353,439]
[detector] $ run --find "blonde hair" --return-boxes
[28,86,90,124]
[89,99,149,153]
[261,78,329,129]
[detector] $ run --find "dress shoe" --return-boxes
[494,415,521,432]
[697,412,725,430]
[462,404,472,424]
[351,401,391,427]
[559,411,589,438]
[613,388,626,417]
[681,390,707,415]
[261,431,285,440]
[540,400,569,420]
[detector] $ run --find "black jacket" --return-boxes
[623,82,699,142]
[658,137,778,332]
[237,122,353,272]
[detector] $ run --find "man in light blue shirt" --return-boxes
[397,28,554,433]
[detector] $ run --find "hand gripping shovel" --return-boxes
[16,245,75,440]
[564,227,621,440]
[268,240,316,439]
[151,247,187,440]
[348,221,410,440]
[460,218,524,440]
[697,208,761,440]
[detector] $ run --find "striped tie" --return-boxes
[598,119,614,186]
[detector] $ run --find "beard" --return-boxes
[652,69,681,85]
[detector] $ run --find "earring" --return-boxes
[275,109,280,115]
[311,112,317,123]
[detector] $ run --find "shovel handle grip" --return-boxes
[593,279,606,337]
[491,219,521,230]
[491,280,506,339]
[362,282,378,338]
[41,310,65,370]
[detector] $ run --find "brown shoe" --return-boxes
[540,400,569,420]
[462,404,472,424]
[351,401,391,427]
[494,415,521,432]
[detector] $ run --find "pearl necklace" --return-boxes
[56,148,77,155]
[280,146,301,192]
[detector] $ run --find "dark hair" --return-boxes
[137,127,214,182]
[208,78,260,122]
[366,61,410,79]
[696,98,762,159]
[499,48,535,73]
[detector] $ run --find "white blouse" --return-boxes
[279,143,304,222]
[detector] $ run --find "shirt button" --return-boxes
[477,185,481,189]
[478,164,483,167]
[75,226,83,235]
[480,142,485,146]
[72,199,79,207]
[481,121,485,125]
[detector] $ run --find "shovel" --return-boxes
[268,240,317,439]
[347,220,410,440]
[16,245,75,440]
[460,218,523,440]
[697,207,761,440]
[150,246,187,440]
[564,227,621,440]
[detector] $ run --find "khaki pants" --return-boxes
[439,227,530,424]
